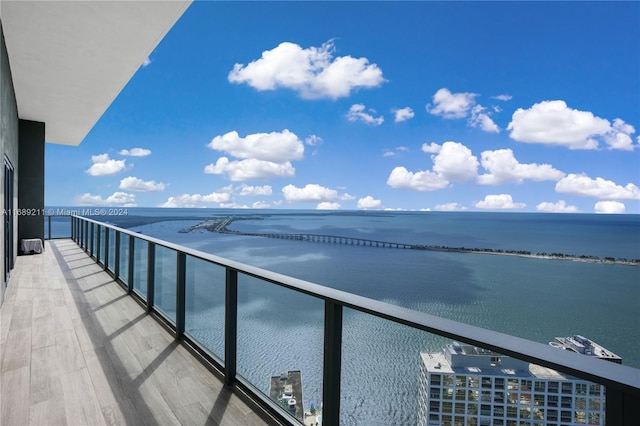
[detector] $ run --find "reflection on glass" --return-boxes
[236,274,324,424]
[119,234,129,285]
[107,229,115,273]
[133,238,148,298]
[184,257,226,361]
[154,245,177,321]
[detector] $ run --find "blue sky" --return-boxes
[46,1,640,213]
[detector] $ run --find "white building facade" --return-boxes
[418,342,606,426]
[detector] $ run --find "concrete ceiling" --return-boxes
[1,0,191,145]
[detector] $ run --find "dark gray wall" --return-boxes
[18,120,45,244]
[1,21,20,305]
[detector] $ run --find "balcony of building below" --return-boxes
[0,239,277,426]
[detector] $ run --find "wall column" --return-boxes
[18,119,45,246]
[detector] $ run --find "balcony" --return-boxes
[3,215,639,425]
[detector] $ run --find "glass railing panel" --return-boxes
[340,308,448,426]
[107,228,115,273]
[91,223,98,255]
[153,245,177,322]
[118,233,129,285]
[50,215,72,238]
[97,225,105,264]
[236,274,324,424]
[184,256,226,361]
[133,238,148,298]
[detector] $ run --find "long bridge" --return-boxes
[233,230,416,249]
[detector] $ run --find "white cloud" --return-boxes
[383,150,395,157]
[492,94,512,101]
[347,104,384,126]
[357,196,383,210]
[204,157,295,181]
[427,88,478,119]
[160,191,231,208]
[75,192,136,207]
[305,134,323,146]
[317,202,341,210]
[506,100,634,150]
[477,149,565,185]
[434,202,468,212]
[432,141,479,183]
[252,201,272,209]
[228,40,385,99]
[594,200,626,214]
[393,107,415,123]
[469,105,499,133]
[386,166,449,191]
[421,142,441,154]
[282,184,338,202]
[555,174,640,200]
[475,194,526,210]
[208,130,304,162]
[119,148,151,157]
[238,184,273,196]
[86,154,126,176]
[536,200,579,213]
[119,176,165,192]
[141,57,151,68]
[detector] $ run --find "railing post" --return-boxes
[176,252,186,338]
[127,235,135,294]
[147,243,155,313]
[114,231,121,281]
[224,268,238,386]
[323,300,343,426]
[90,222,94,255]
[47,215,51,240]
[104,228,110,271]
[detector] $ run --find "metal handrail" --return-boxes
[70,214,640,424]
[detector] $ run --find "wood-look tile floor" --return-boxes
[0,240,271,425]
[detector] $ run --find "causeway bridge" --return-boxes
[231,230,416,249]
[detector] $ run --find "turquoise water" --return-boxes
[77,210,640,425]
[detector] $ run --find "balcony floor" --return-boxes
[1,239,271,425]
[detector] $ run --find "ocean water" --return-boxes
[72,210,640,425]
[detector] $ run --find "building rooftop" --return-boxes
[0,239,275,425]
[551,335,622,363]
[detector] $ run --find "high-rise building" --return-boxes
[418,338,613,426]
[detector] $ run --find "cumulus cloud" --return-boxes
[386,167,449,191]
[469,105,499,133]
[555,174,640,200]
[432,141,479,183]
[317,202,341,210]
[393,107,415,123]
[252,201,272,209]
[427,88,478,119]
[347,104,384,126]
[238,184,273,196]
[492,94,512,101]
[160,191,231,208]
[594,201,626,214]
[282,184,338,202]
[536,200,579,213]
[204,157,295,181]
[119,148,151,157]
[75,192,136,207]
[305,135,323,146]
[141,57,151,68]
[228,40,385,99]
[208,130,303,162]
[119,176,165,192]
[357,196,383,210]
[475,194,526,210]
[507,100,637,150]
[477,149,565,185]
[421,142,441,154]
[434,203,468,211]
[86,154,126,176]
